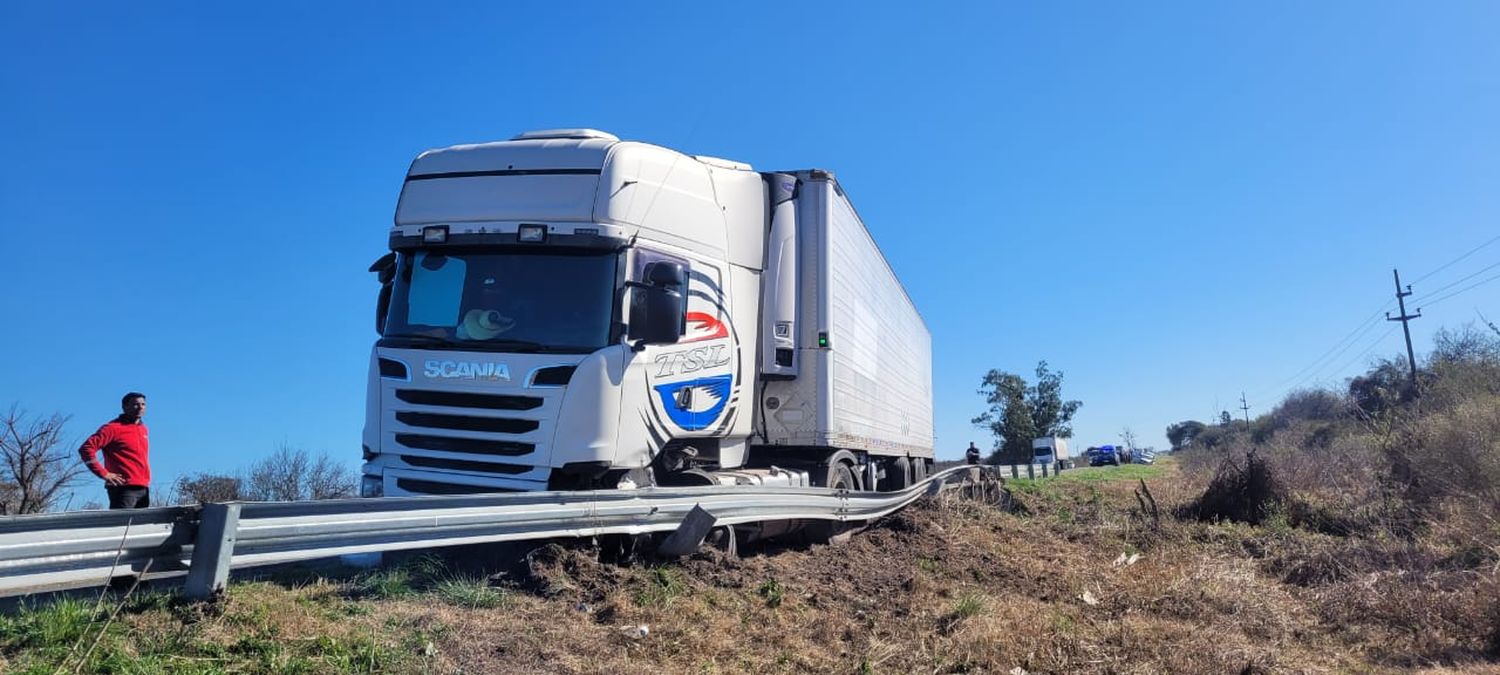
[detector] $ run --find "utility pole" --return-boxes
[1239,392,1251,426]
[1385,268,1422,395]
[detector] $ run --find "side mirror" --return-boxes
[369,253,396,335]
[628,261,687,346]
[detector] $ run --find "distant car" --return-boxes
[1136,449,1157,465]
[1088,445,1121,467]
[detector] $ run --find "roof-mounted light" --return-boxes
[518,224,547,243]
[422,225,449,244]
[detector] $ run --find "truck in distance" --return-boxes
[361,129,933,501]
[1031,436,1070,469]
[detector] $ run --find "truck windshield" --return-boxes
[382,249,617,352]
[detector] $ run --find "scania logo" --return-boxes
[423,360,511,381]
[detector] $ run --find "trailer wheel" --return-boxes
[880,457,912,491]
[912,458,929,482]
[818,461,857,491]
[806,463,857,545]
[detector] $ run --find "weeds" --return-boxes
[634,566,687,608]
[434,574,507,609]
[937,592,986,635]
[951,593,984,619]
[354,567,415,599]
[757,579,785,608]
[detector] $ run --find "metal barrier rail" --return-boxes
[0,466,979,598]
[998,463,1058,478]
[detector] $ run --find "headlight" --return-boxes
[361,475,384,498]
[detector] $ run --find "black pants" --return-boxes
[107,485,150,509]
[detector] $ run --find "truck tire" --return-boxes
[805,463,857,545]
[814,450,862,490]
[880,457,912,491]
[824,462,856,491]
[913,458,929,482]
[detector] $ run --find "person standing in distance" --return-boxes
[78,392,152,509]
[965,441,982,465]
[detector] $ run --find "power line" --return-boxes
[1252,299,1393,399]
[1409,233,1500,285]
[1414,259,1500,303]
[1421,270,1500,310]
[1274,312,1387,395]
[1319,326,1399,389]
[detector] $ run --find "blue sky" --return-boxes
[3,2,1499,497]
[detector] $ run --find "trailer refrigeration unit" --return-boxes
[362,129,933,499]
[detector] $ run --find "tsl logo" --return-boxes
[654,345,730,377]
[423,360,512,381]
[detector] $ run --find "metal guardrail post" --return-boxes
[1026,464,1034,479]
[1041,463,1049,478]
[1011,465,1019,479]
[657,505,718,557]
[185,503,240,600]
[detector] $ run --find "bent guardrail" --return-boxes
[0,466,981,599]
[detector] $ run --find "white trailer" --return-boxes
[361,130,933,498]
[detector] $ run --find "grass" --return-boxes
[950,592,985,619]
[433,574,507,609]
[634,566,688,608]
[1007,461,1166,492]
[0,572,435,674]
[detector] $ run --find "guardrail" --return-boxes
[0,466,982,599]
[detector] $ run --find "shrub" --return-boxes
[1180,451,1286,525]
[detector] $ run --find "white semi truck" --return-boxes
[361,129,933,498]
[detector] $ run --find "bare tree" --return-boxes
[172,473,245,504]
[304,453,358,500]
[244,444,356,501]
[0,404,87,514]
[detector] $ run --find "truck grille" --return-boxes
[399,454,531,475]
[395,389,543,410]
[395,478,521,495]
[395,412,539,434]
[394,433,533,457]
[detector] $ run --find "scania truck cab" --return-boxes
[361,130,933,497]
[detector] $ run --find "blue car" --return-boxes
[1089,445,1121,466]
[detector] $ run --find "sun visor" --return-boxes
[395,173,601,225]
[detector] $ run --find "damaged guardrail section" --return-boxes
[0,466,978,599]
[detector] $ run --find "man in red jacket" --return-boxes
[78,392,152,509]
